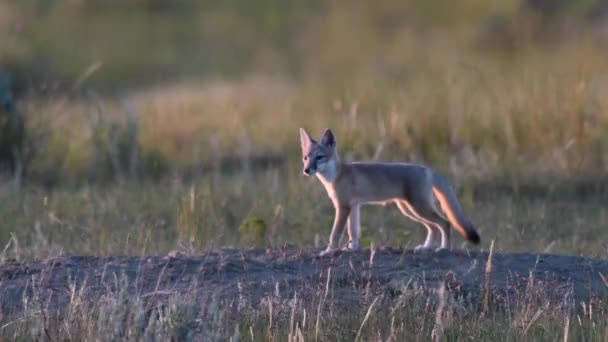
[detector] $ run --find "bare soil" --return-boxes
[1,248,607,316]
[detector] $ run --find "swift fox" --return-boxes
[299,128,480,256]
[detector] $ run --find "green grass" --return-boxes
[2,170,607,260]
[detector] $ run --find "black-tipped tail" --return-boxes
[467,229,480,245]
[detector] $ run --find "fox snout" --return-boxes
[302,155,317,176]
[303,165,316,176]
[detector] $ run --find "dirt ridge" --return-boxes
[1,248,606,316]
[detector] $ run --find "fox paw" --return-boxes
[414,244,433,252]
[341,241,359,251]
[319,247,339,257]
[435,246,449,253]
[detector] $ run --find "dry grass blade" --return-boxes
[365,243,377,300]
[315,267,332,342]
[289,292,298,340]
[563,315,570,342]
[484,239,495,313]
[354,295,381,342]
[598,272,608,288]
[522,301,550,336]
[432,283,448,342]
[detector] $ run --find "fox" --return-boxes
[299,128,480,256]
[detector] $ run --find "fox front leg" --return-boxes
[319,205,350,256]
[344,204,360,250]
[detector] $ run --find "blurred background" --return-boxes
[1,0,608,259]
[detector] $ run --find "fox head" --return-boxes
[299,128,338,178]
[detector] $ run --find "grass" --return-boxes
[1,169,608,261]
[13,52,608,185]
[2,1,608,183]
[1,260,607,341]
[1,1,608,340]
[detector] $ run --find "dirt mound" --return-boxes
[1,248,606,316]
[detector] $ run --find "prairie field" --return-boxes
[1,1,608,340]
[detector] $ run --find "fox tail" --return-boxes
[432,173,480,244]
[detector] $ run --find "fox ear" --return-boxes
[299,128,315,151]
[320,128,336,147]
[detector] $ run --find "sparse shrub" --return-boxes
[141,148,170,180]
[239,216,268,247]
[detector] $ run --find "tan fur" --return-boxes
[299,128,480,255]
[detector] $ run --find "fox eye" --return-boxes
[315,155,324,161]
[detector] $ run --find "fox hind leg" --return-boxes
[406,195,451,250]
[395,201,437,250]
[402,196,450,249]
[426,211,450,250]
